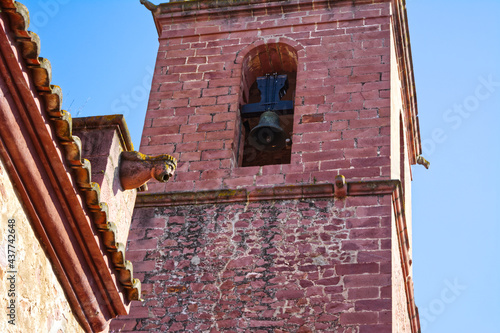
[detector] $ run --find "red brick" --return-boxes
[189,97,216,107]
[197,122,226,132]
[301,114,324,124]
[255,174,285,186]
[175,171,200,182]
[205,130,234,141]
[110,319,138,331]
[189,160,220,171]
[201,149,232,160]
[357,136,390,147]
[200,169,230,180]
[202,87,229,97]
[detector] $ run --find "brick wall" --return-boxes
[117,1,420,332]
[140,0,393,193]
[112,194,393,332]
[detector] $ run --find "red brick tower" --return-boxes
[112,0,422,332]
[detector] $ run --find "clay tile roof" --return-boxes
[0,0,141,301]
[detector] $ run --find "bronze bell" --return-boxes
[248,111,286,151]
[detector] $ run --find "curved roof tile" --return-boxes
[0,0,141,301]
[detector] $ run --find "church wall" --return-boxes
[112,194,393,332]
[110,1,421,332]
[0,156,84,333]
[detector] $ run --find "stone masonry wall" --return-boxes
[111,194,393,332]
[120,1,417,332]
[0,156,84,333]
[140,0,392,193]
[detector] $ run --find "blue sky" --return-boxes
[408,1,500,332]
[19,1,500,332]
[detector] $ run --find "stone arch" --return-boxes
[235,39,301,167]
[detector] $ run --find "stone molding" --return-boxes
[151,0,390,39]
[136,178,399,207]
[155,0,387,17]
[391,0,421,163]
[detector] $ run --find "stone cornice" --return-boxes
[149,0,389,38]
[73,115,135,152]
[135,178,399,207]
[391,180,421,333]
[156,0,387,15]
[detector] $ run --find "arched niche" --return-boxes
[238,42,298,167]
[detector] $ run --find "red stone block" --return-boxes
[194,179,222,191]
[175,171,200,182]
[182,132,205,143]
[342,127,380,139]
[350,228,390,240]
[336,263,379,275]
[109,319,138,331]
[355,299,391,312]
[275,289,304,300]
[358,324,392,333]
[316,277,341,286]
[340,312,378,325]
[344,274,391,288]
[179,151,201,162]
[357,250,391,263]
[201,169,230,180]
[302,150,344,162]
[356,206,391,218]
[180,73,203,81]
[255,174,285,186]
[197,122,227,132]
[190,97,217,107]
[357,136,390,147]
[163,181,194,192]
[301,114,324,124]
[189,160,220,171]
[208,78,240,88]
[347,287,380,300]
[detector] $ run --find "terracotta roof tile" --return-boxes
[0,0,141,301]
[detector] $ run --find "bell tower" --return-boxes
[112,0,422,332]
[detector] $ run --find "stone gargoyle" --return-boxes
[119,151,177,190]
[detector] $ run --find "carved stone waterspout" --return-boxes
[119,151,177,190]
[140,0,157,12]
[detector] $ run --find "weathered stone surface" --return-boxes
[110,0,421,331]
[112,196,392,332]
[0,157,83,333]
